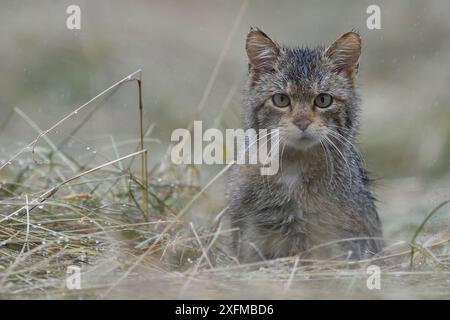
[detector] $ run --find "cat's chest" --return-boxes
[240,162,332,213]
[243,170,325,221]
[274,164,324,204]
[266,172,336,233]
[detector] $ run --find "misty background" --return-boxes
[0,0,449,240]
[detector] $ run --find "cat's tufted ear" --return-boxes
[325,32,361,78]
[246,27,281,81]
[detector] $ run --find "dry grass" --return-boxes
[0,71,449,300]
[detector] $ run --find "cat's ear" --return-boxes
[325,32,361,78]
[246,27,281,80]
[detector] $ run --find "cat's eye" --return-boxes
[314,93,333,108]
[272,93,291,108]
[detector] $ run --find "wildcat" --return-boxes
[228,28,383,262]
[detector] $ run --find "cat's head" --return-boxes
[244,28,361,151]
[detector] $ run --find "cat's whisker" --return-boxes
[262,133,281,190]
[318,140,329,179]
[327,124,354,133]
[325,141,335,185]
[326,127,357,149]
[326,128,367,169]
[280,136,287,176]
[240,130,274,163]
[319,139,334,186]
[323,135,353,184]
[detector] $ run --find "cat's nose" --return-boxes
[295,118,312,131]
